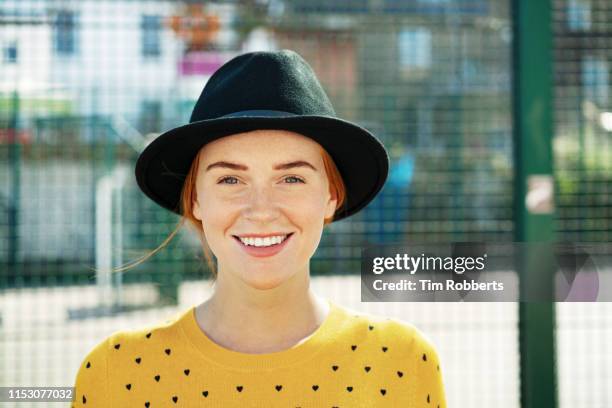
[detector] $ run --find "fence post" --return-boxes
[8,90,21,270]
[512,0,558,407]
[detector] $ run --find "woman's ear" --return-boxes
[192,197,202,221]
[324,193,337,222]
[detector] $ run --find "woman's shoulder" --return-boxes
[334,303,440,355]
[81,307,191,360]
[72,308,190,406]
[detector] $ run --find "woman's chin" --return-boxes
[240,270,288,290]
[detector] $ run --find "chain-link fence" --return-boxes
[0,0,610,407]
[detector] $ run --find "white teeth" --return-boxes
[238,235,288,247]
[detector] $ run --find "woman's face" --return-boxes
[192,129,337,290]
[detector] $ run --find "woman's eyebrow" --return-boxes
[274,160,317,171]
[205,160,317,172]
[205,161,247,172]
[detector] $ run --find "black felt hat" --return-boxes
[135,49,389,222]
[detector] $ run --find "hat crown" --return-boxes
[189,50,336,123]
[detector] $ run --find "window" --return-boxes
[398,28,432,70]
[567,0,591,31]
[582,56,609,107]
[54,10,77,55]
[141,15,161,58]
[4,41,18,63]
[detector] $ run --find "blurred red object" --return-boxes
[167,4,220,52]
[0,129,32,144]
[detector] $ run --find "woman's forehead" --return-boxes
[199,129,323,161]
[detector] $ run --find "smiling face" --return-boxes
[191,129,338,290]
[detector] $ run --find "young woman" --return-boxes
[73,50,447,407]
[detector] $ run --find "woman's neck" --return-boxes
[194,275,329,354]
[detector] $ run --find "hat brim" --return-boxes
[135,114,389,222]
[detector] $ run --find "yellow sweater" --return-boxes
[72,300,447,407]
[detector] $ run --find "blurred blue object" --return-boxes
[387,154,414,187]
[362,153,414,244]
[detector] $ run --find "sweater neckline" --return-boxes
[178,298,346,371]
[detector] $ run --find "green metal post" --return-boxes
[8,90,21,269]
[512,1,557,408]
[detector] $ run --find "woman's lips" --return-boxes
[232,233,294,258]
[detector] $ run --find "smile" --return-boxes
[237,234,290,247]
[232,233,294,258]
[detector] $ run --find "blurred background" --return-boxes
[0,0,610,407]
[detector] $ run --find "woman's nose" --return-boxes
[242,185,280,223]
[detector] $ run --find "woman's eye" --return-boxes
[217,176,304,184]
[218,176,239,184]
[284,176,305,184]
